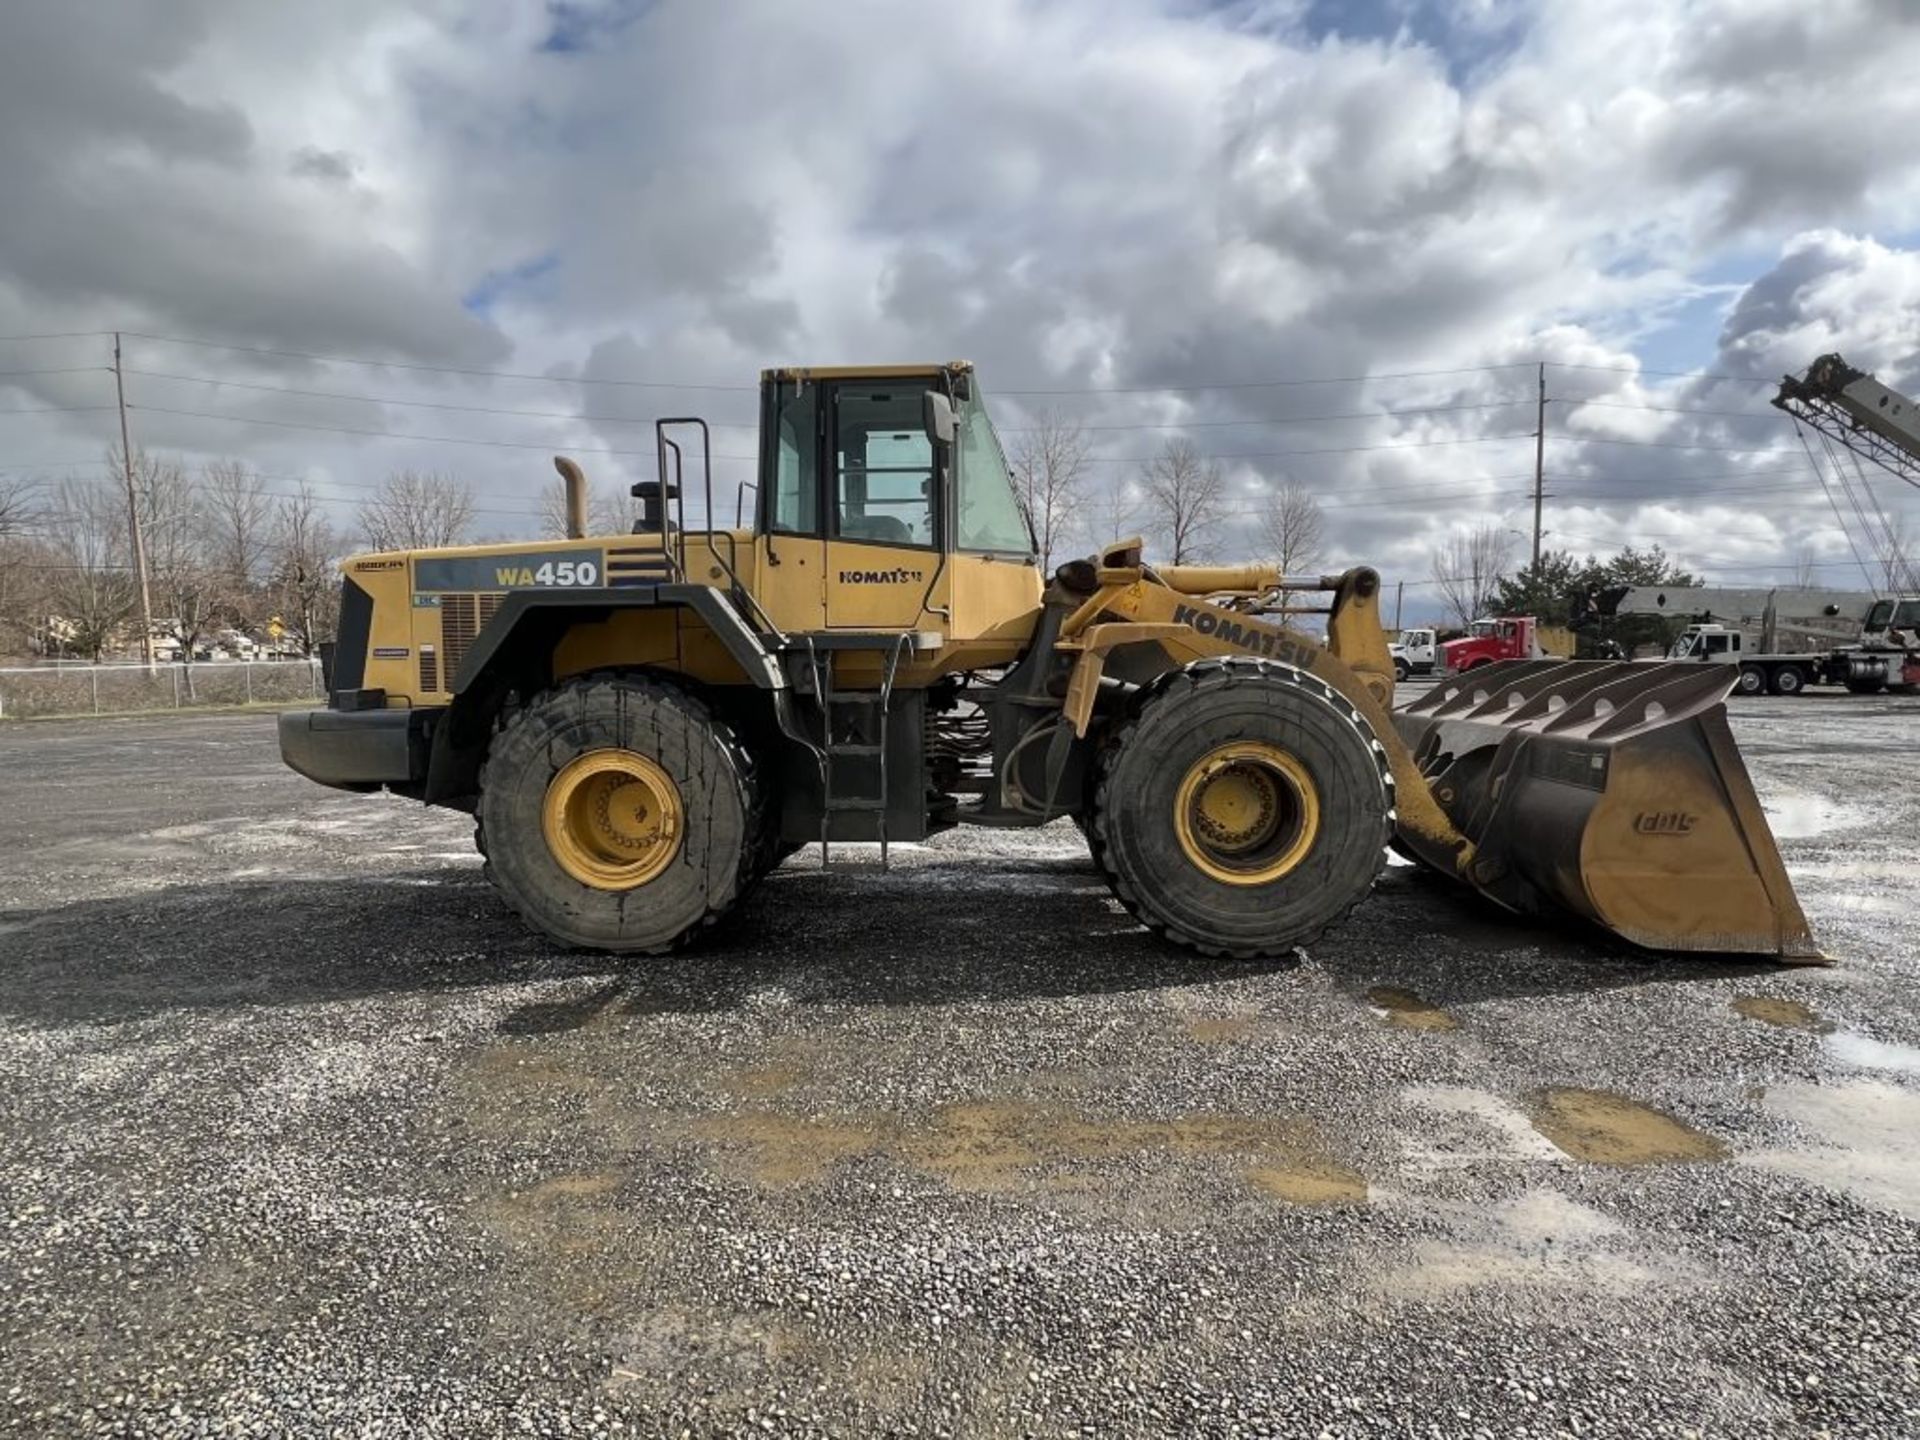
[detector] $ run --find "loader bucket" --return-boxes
[1392,660,1820,961]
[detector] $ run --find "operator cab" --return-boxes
[749,363,1040,636]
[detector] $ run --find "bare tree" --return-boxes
[1788,544,1821,590]
[358,470,474,551]
[269,482,342,656]
[41,476,136,661]
[1430,524,1517,628]
[1081,477,1144,558]
[1257,477,1326,576]
[538,474,636,540]
[200,459,274,627]
[0,474,36,539]
[1140,438,1225,565]
[0,477,46,654]
[1009,411,1091,575]
[136,453,225,666]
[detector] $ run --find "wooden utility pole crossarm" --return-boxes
[113,333,157,667]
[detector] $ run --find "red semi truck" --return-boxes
[1441,616,1546,672]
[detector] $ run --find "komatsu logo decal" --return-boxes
[1172,604,1319,668]
[838,567,924,585]
[1633,811,1698,835]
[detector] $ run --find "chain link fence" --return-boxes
[0,660,324,720]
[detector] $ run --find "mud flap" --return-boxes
[1392,660,1821,961]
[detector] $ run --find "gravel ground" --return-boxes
[1,696,1916,1438]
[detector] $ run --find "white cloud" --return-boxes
[0,0,1916,605]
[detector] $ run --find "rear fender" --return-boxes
[423,586,783,806]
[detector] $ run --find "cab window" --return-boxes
[1704,633,1731,654]
[956,390,1035,554]
[834,386,934,547]
[769,382,819,535]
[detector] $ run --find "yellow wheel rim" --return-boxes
[541,749,684,891]
[1173,742,1320,886]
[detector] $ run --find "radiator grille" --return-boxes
[439,592,503,684]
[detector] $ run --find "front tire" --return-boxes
[1089,659,1390,959]
[1735,665,1766,696]
[477,674,756,953]
[1393,658,1411,683]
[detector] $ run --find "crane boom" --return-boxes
[1773,353,1920,491]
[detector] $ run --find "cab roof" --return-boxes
[759,361,973,383]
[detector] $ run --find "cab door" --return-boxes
[752,377,828,633]
[824,381,944,632]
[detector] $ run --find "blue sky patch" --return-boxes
[463,251,561,316]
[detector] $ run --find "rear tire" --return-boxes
[1089,659,1390,959]
[477,674,756,953]
[1735,665,1766,696]
[1769,666,1806,697]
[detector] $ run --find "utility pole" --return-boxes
[113,333,157,667]
[1531,362,1547,572]
[1393,579,1404,631]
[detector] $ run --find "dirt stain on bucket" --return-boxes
[1733,996,1832,1033]
[1367,986,1458,1032]
[1528,1088,1727,1165]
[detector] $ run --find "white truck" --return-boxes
[1389,627,1437,682]
[1665,619,1919,696]
[1664,625,1823,696]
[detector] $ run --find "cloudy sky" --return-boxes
[3,0,1919,616]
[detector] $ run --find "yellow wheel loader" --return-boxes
[280,362,1818,961]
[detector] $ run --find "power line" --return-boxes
[123,330,1538,396]
[0,330,113,344]
[125,401,1547,464]
[124,367,754,429]
[1559,433,1789,454]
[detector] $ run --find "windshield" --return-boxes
[1469,620,1495,637]
[1669,633,1699,659]
[955,387,1034,553]
[1866,601,1892,630]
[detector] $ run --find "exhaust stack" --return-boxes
[553,455,589,539]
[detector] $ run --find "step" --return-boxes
[825,798,887,812]
[824,742,884,757]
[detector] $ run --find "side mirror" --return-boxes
[923,391,957,447]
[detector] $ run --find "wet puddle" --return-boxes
[1747,1081,1920,1219]
[1825,1031,1920,1074]
[1763,792,1867,839]
[1732,996,1833,1033]
[694,1101,1367,1205]
[1366,986,1458,1032]
[1527,1088,1727,1165]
